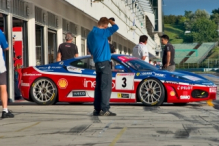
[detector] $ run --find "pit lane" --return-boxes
[0,74,219,146]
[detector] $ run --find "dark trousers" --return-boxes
[94,61,112,112]
[14,71,21,99]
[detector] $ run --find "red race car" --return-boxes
[20,55,217,106]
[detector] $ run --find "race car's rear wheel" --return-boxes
[138,78,165,106]
[30,78,58,105]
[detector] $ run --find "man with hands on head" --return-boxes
[87,17,119,116]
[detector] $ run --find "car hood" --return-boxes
[137,69,215,86]
[163,70,215,85]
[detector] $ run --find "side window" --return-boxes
[70,58,89,69]
[88,58,95,70]
[70,57,95,70]
[111,59,129,73]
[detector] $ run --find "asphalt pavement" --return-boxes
[0,74,219,146]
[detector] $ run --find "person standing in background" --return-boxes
[132,35,149,62]
[87,17,119,116]
[108,37,116,54]
[0,30,14,118]
[56,33,78,61]
[13,36,22,100]
[161,34,175,71]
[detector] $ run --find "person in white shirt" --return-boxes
[132,35,149,62]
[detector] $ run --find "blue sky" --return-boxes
[163,0,219,15]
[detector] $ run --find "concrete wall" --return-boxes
[65,0,157,56]
[25,0,139,58]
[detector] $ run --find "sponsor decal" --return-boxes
[202,83,214,85]
[170,91,175,96]
[48,66,62,69]
[21,83,30,87]
[117,73,135,76]
[177,86,193,90]
[117,93,129,98]
[136,72,140,76]
[180,95,190,99]
[118,56,135,61]
[209,88,217,93]
[141,72,152,76]
[152,72,165,78]
[84,79,115,89]
[23,72,42,76]
[164,81,179,84]
[57,78,68,89]
[38,67,48,69]
[67,66,84,73]
[72,91,86,97]
[183,75,202,81]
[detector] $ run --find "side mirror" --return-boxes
[115,65,125,72]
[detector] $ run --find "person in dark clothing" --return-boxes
[13,37,22,100]
[56,33,78,61]
[87,17,119,116]
[161,35,175,71]
[108,37,116,54]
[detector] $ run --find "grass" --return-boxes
[164,24,184,44]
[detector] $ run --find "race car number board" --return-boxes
[116,73,135,90]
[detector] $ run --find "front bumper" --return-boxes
[163,83,217,103]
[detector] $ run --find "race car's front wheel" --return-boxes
[138,78,165,106]
[30,78,58,105]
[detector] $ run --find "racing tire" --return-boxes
[137,78,165,106]
[30,78,58,105]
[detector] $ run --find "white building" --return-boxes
[0,0,163,101]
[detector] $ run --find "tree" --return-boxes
[193,9,210,19]
[184,11,193,19]
[211,13,219,24]
[212,8,219,14]
[184,9,210,31]
[191,18,218,43]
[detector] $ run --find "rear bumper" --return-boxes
[163,83,217,103]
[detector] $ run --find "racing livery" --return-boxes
[20,55,217,106]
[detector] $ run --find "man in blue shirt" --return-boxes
[87,17,119,116]
[0,30,14,118]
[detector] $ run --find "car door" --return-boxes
[110,59,136,101]
[65,57,94,99]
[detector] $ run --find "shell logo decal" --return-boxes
[58,78,68,89]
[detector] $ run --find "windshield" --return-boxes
[126,59,159,71]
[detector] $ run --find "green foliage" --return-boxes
[164,24,184,44]
[212,8,219,14]
[191,18,218,43]
[183,34,193,43]
[164,8,219,43]
[211,13,219,24]
[184,9,210,30]
[164,15,184,25]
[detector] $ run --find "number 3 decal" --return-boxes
[116,73,135,90]
[122,77,127,88]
